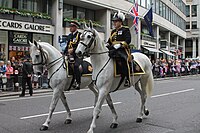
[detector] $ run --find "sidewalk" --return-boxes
[0,74,199,98]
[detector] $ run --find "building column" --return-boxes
[95,9,110,41]
[156,26,160,58]
[52,0,63,51]
[182,39,185,59]
[192,38,196,58]
[175,36,179,59]
[166,32,170,50]
[198,38,200,57]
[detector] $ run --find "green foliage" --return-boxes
[0,7,51,19]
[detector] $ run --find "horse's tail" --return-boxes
[145,70,154,96]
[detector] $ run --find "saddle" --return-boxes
[66,56,93,77]
[114,57,145,77]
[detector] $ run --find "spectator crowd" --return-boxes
[0,56,48,92]
[151,58,200,78]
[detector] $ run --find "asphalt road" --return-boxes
[0,76,200,133]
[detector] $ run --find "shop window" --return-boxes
[0,0,12,8]
[33,34,52,45]
[0,30,8,60]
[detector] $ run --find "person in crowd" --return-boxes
[0,61,7,90]
[11,57,20,91]
[5,61,13,90]
[64,20,82,90]
[19,57,34,97]
[107,11,132,87]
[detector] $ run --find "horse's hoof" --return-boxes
[136,118,142,123]
[144,110,149,116]
[40,125,48,131]
[110,123,118,128]
[64,119,72,124]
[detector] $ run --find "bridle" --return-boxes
[31,44,66,89]
[79,29,96,56]
[32,46,63,70]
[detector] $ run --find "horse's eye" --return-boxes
[87,35,91,38]
[36,55,39,58]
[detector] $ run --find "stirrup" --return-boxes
[124,80,130,87]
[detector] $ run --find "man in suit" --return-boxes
[19,57,34,97]
[64,21,82,90]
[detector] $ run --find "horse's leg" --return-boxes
[87,88,108,133]
[40,88,62,131]
[134,81,147,123]
[88,82,98,107]
[60,91,72,124]
[106,94,118,128]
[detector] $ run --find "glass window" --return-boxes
[155,0,159,14]
[77,7,85,19]
[86,9,95,21]
[163,3,166,18]
[0,0,12,8]
[147,0,152,9]
[33,34,52,44]
[152,0,156,13]
[192,5,197,17]
[159,1,163,16]
[186,22,190,29]
[138,0,141,6]
[166,6,169,20]
[192,21,197,29]
[63,4,73,18]
[185,5,190,17]
[141,0,146,8]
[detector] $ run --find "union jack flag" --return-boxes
[129,1,139,34]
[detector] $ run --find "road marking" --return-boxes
[0,92,74,102]
[151,88,195,98]
[20,102,122,120]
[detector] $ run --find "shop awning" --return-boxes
[160,49,175,56]
[143,46,162,53]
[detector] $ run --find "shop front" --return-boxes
[0,19,54,61]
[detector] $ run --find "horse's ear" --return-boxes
[83,22,88,29]
[89,20,93,29]
[28,40,33,46]
[34,40,38,47]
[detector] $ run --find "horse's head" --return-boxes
[75,20,96,58]
[29,40,48,74]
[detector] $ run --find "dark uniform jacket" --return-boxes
[22,61,33,78]
[107,26,131,48]
[64,31,81,58]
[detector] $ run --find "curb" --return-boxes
[0,89,52,98]
[0,74,199,98]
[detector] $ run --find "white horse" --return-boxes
[75,21,154,133]
[29,40,118,131]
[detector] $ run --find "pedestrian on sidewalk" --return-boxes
[19,57,33,97]
[6,61,13,91]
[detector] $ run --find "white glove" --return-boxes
[113,44,121,49]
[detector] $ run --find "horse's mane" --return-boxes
[38,42,62,56]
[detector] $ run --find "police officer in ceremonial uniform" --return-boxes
[107,11,131,87]
[64,21,82,90]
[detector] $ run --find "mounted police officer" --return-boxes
[64,21,82,90]
[107,11,132,87]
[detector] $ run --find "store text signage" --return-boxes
[0,19,54,34]
[13,32,29,44]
